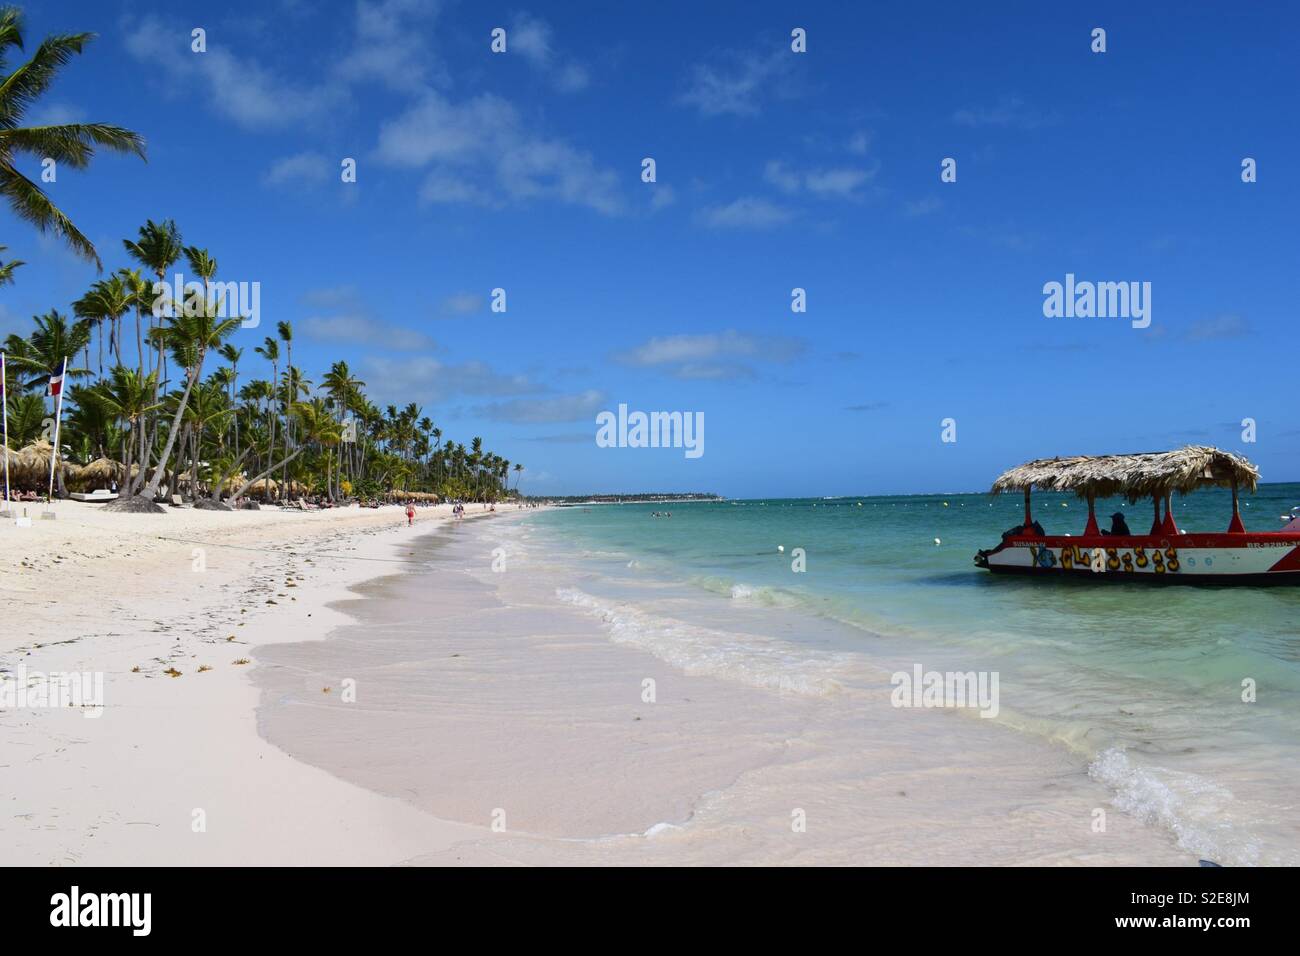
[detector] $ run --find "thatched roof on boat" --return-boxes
[990,445,1260,502]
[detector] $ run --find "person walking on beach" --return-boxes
[405,503,415,527]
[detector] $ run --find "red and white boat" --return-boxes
[974,446,1300,584]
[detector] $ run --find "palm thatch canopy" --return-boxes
[68,456,125,491]
[246,478,278,495]
[991,445,1259,503]
[10,440,74,488]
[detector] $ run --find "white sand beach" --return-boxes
[3,503,1198,865]
[2,502,497,865]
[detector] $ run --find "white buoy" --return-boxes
[778,545,785,553]
[934,537,941,546]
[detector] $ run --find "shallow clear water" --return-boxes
[520,485,1300,865]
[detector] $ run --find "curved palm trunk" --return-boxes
[142,360,200,501]
[231,446,303,502]
[135,305,144,375]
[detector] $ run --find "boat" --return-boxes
[973,445,1300,584]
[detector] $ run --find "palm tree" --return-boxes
[0,244,23,287]
[277,321,294,492]
[117,268,152,373]
[139,303,242,502]
[73,274,131,375]
[513,462,523,492]
[123,219,182,380]
[3,310,90,390]
[230,399,340,501]
[219,343,242,455]
[254,336,279,485]
[0,7,146,269]
[90,365,159,486]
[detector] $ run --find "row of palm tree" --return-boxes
[2,223,524,504]
[0,5,522,507]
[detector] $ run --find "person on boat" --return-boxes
[1101,512,1131,536]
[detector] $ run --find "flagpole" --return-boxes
[1,351,10,516]
[45,356,67,512]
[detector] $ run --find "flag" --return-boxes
[48,372,63,397]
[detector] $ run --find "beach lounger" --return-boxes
[70,489,118,502]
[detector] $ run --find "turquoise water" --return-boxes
[523,484,1300,864]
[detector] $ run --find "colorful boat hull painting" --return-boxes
[979,534,1300,584]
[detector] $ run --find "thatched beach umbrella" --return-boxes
[69,456,125,492]
[13,440,74,490]
[246,477,279,498]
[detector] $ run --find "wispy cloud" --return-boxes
[359,355,543,407]
[474,390,607,424]
[952,96,1060,130]
[263,151,332,187]
[437,292,485,317]
[845,402,888,412]
[509,12,590,92]
[1187,313,1252,341]
[679,46,793,117]
[300,285,362,309]
[904,196,943,217]
[374,91,623,215]
[697,196,795,229]
[615,330,805,375]
[123,16,343,128]
[847,131,872,155]
[764,160,877,200]
[301,314,435,350]
[517,432,593,444]
[336,0,445,92]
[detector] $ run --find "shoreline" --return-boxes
[3,499,1213,865]
[254,511,1198,865]
[1,500,513,865]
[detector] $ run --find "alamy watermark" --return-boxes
[890,663,999,718]
[596,404,704,459]
[0,665,104,718]
[152,273,260,328]
[1043,273,1150,329]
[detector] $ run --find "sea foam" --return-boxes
[555,587,846,697]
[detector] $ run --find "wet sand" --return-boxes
[255,514,1196,865]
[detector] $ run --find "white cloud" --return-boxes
[649,185,677,211]
[300,285,363,309]
[952,96,1060,130]
[301,314,435,350]
[509,12,589,92]
[765,160,877,200]
[474,390,606,424]
[374,91,623,215]
[336,0,445,92]
[1187,314,1251,342]
[28,103,87,125]
[847,131,872,155]
[123,16,342,128]
[615,330,805,367]
[359,356,542,407]
[697,196,794,229]
[263,151,332,187]
[437,292,485,316]
[904,196,943,217]
[680,48,791,117]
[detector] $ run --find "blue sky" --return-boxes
[3,0,1297,497]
